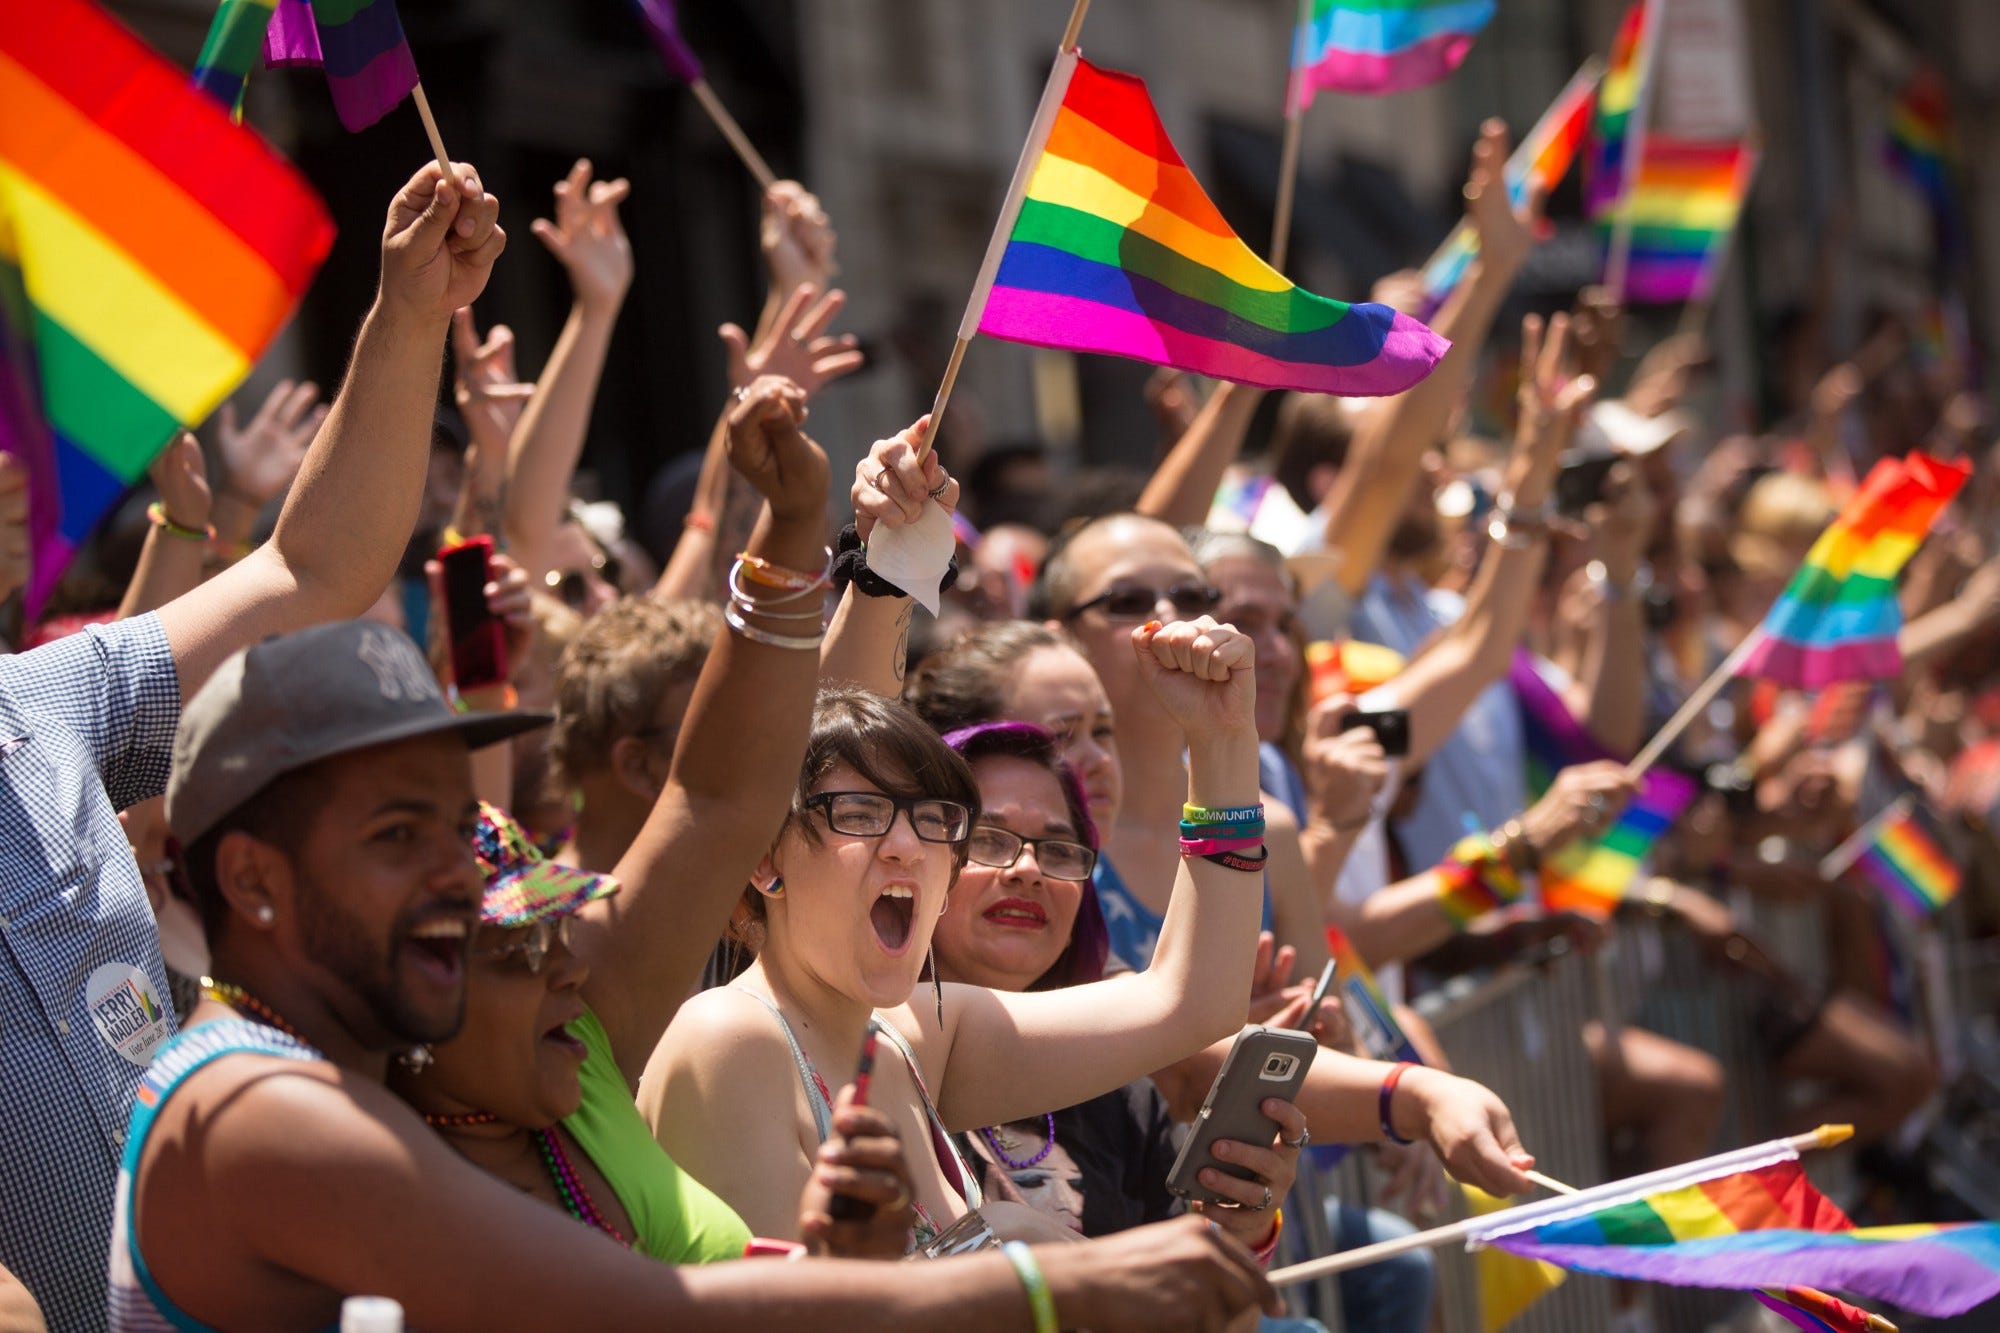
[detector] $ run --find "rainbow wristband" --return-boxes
[1433,834,1525,929]
[1002,1241,1057,1333]
[1180,834,1266,857]
[1183,802,1264,825]
[1250,1207,1285,1267]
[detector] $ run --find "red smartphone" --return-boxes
[437,535,508,692]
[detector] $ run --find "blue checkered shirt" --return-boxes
[0,615,179,1333]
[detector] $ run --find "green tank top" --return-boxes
[563,1007,753,1264]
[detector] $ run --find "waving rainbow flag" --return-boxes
[1,0,333,612]
[1734,452,1970,689]
[192,0,277,116]
[969,55,1446,397]
[1475,1156,2000,1317]
[1292,0,1495,104]
[1584,1,1655,222]
[1756,1285,1895,1333]
[1885,68,1951,214]
[1615,136,1758,304]
[1853,803,1961,919]
[1419,61,1601,314]
[264,0,418,132]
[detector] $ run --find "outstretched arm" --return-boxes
[158,161,503,697]
[922,620,1265,1130]
[502,160,633,580]
[578,376,832,1082]
[1135,382,1265,528]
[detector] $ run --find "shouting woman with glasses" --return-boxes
[640,617,1273,1252]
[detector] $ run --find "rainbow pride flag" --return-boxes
[1540,769,1698,919]
[631,0,704,84]
[1584,1,1655,222]
[1326,924,1421,1065]
[264,0,418,133]
[1854,805,1961,919]
[1734,452,1970,689]
[1475,1157,2000,1317]
[192,0,276,116]
[1755,1285,1895,1333]
[1291,0,1495,104]
[1419,60,1601,313]
[0,0,333,611]
[1885,68,1951,214]
[970,55,1447,398]
[1612,136,1757,304]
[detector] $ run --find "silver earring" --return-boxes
[398,1045,434,1073]
[253,904,275,925]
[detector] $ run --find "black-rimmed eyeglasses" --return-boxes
[804,791,972,844]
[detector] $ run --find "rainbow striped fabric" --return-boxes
[1540,770,1698,919]
[1477,1158,2000,1317]
[631,0,704,84]
[0,0,332,611]
[975,57,1446,397]
[1420,62,1600,314]
[1292,0,1495,104]
[1854,805,1961,919]
[1611,135,1757,304]
[1325,925,1421,1065]
[1584,1,1652,222]
[1885,68,1951,213]
[1734,452,1970,689]
[192,0,276,116]
[1755,1285,1894,1333]
[264,0,417,133]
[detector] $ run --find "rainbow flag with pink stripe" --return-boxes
[972,55,1446,397]
[1885,68,1951,214]
[1476,1157,2000,1317]
[1755,1285,1895,1333]
[1854,805,1961,919]
[1611,136,1757,304]
[1420,61,1600,314]
[1734,452,1970,689]
[264,0,417,133]
[1584,1,1653,222]
[1291,0,1494,104]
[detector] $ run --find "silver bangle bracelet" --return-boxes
[728,595,826,623]
[727,551,833,609]
[724,604,826,651]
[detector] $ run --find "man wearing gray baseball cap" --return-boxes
[0,159,504,1332]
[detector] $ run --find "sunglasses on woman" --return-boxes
[1063,581,1220,623]
[804,791,972,844]
[471,915,575,975]
[965,825,1097,882]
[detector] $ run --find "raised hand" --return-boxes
[1521,760,1635,857]
[451,307,533,450]
[1241,931,1299,1025]
[1299,694,1388,833]
[530,159,633,315]
[725,375,829,524]
[1394,1065,1537,1199]
[1569,285,1625,385]
[1131,618,1257,744]
[0,453,26,603]
[1508,312,1597,505]
[149,432,211,531]
[1465,118,1538,277]
[722,283,865,397]
[381,160,505,322]
[761,180,838,297]
[851,415,956,542]
[216,379,324,508]
[797,1083,915,1260]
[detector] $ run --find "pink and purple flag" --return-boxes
[264,0,418,133]
[631,0,704,84]
[1291,0,1496,105]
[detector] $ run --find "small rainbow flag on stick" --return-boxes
[1584,1,1655,223]
[1756,1285,1898,1333]
[1,0,333,612]
[1885,68,1952,215]
[967,53,1447,397]
[1419,60,1602,314]
[1540,770,1698,918]
[192,0,277,116]
[1823,795,1962,920]
[1733,452,1970,689]
[1291,0,1495,104]
[1613,135,1758,305]
[264,0,418,133]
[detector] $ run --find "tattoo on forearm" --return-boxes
[892,603,915,684]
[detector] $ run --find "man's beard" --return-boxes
[294,871,466,1048]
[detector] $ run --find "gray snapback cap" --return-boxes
[167,619,550,845]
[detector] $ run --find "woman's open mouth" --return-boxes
[870,885,916,955]
[541,1017,587,1060]
[983,897,1049,931]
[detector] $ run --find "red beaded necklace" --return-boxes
[422,1110,501,1129]
[201,980,306,1044]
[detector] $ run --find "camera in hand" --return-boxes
[1338,707,1411,757]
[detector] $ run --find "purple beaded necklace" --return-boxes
[980,1114,1057,1170]
[532,1126,629,1246]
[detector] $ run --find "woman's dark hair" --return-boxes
[903,620,1074,735]
[941,721,1108,991]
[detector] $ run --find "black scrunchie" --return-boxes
[831,521,959,600]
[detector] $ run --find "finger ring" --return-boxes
[732,385,750,403]
[1587,793,1608,813]
[1259,1185,1273,1210]
[870,466,890,489]
[887,1182,911,1211]
[927,478,949,500]
[1282,1129,1310,1151]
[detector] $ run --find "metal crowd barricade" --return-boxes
[1413,947,1616,1333]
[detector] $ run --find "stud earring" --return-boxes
[398,1045,434,1074]
[760,877,785,898]
[253,904,275,925]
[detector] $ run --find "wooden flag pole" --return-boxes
[410,84,455,184]
[688,78,777,190]
[918,0,1091,458]
[1268,0,1313,272]
[1625,629,1764,781]
[1268,1125,1853,1288]
[1602,0,1666,304]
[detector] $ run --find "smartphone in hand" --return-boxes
[438,536,508,693]
[1165,1026,1317,1206]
